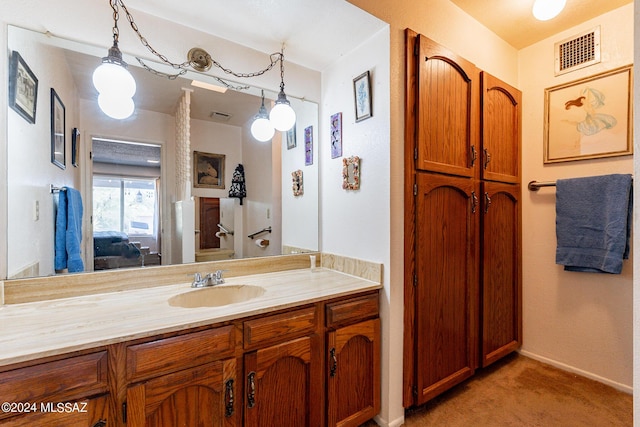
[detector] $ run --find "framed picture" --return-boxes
[286,124,297,149]
[330,112,342,159]
[353,70,372,122]
[305,125,313,166]
[9,51,38,124]
[51,88,66,170]
[194,151,225,189]
[543,65,633,163]
[71,128,80,167]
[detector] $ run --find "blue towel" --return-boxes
[555,174,632,274]
[54,187,85,273]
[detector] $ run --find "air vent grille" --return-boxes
[209,111,232,122]
[555,26,601,75]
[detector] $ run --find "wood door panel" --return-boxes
[414,173,479,404]
[327,319,380,427]
[481,182,522,367]
[199,197,221,249]
[481,72,521,183]
[244,335,322,427]
[127,359,237,427]
[416,35,480,178]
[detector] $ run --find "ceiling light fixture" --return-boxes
[532,0,566,21]
[95,0,297,129]
[93,0,136,119]
[250,90,275,142]
[268,50,296,132]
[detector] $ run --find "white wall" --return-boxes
[7,26,80,277]
[518,4,633,391]
[320,25,391,425]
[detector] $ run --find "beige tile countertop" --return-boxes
[0,268,381,367]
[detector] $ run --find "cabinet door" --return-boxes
[480,182,522,367]
[481,72,522,183]
[413,172,479,405]
[126,358,238,427]
[244,335,322,427]
[415,34,480,178]
[0,395,109,427]
[327,318,380,427]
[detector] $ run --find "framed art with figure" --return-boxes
[51,88,65,170]
[543,65,633,163]
[194,151,225,189]
[9,51,38,124]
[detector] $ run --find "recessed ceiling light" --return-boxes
[532,0,566,21]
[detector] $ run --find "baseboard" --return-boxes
[372,414,405,427]
[518,350,632,394]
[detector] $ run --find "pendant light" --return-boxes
[532,0,566,21]
[93,0,136,119]
[250,90,275,142]
[269,52,296,132]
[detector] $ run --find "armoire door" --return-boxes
[480,182,522,367]
[415,34,480,178]
[480,72,522,184]
[413,172,480,405]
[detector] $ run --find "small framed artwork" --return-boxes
[330,112,342,159]
[543,65,633,163]
[194,151,225,189]
[342,156,361,190]
[353,70,372,122]
[50,88,66,170]
[286,124,297,149]
[71,128,80,167]
[9,51,38,124]
[304,125,313,166]
[292,170,303,196]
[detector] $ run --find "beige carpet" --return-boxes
[368,353,632,426]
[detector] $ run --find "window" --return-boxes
[93,176,157,236]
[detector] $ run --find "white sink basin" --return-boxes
[168,285,265,308]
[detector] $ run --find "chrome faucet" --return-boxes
[191,270,225,288]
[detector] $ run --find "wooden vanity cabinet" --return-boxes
[124,326,240,427]
[326,293,381,427]
[1,288,380,427]
[0,351,110,427]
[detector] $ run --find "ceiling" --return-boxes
[450,0,632,49]
[74,0,633,165]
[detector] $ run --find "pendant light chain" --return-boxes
[110,0,120,47]
[115,0,285,82]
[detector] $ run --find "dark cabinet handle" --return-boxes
[329,347,337,377]
[484,192,491,214]
[471,191,478,214]
[483,148,491,169]
[225,378,234,417]
[247,371,256,408]
[92,420,107,427]
[470,145,477,167]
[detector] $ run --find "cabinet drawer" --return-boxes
[0,352,108,405]
[326,292,379,328]
[244,306,317,350]
[127,325,235,383]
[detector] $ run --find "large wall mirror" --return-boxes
[7,25,319,279]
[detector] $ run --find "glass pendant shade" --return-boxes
[532,0,566,21]
[98,93,135,120]
[92,62,137,97]
[251,116,275,142]
[269,91,296,132]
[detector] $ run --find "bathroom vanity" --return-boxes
[0,257,381,426]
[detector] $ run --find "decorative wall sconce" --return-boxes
[95,0,296,126]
